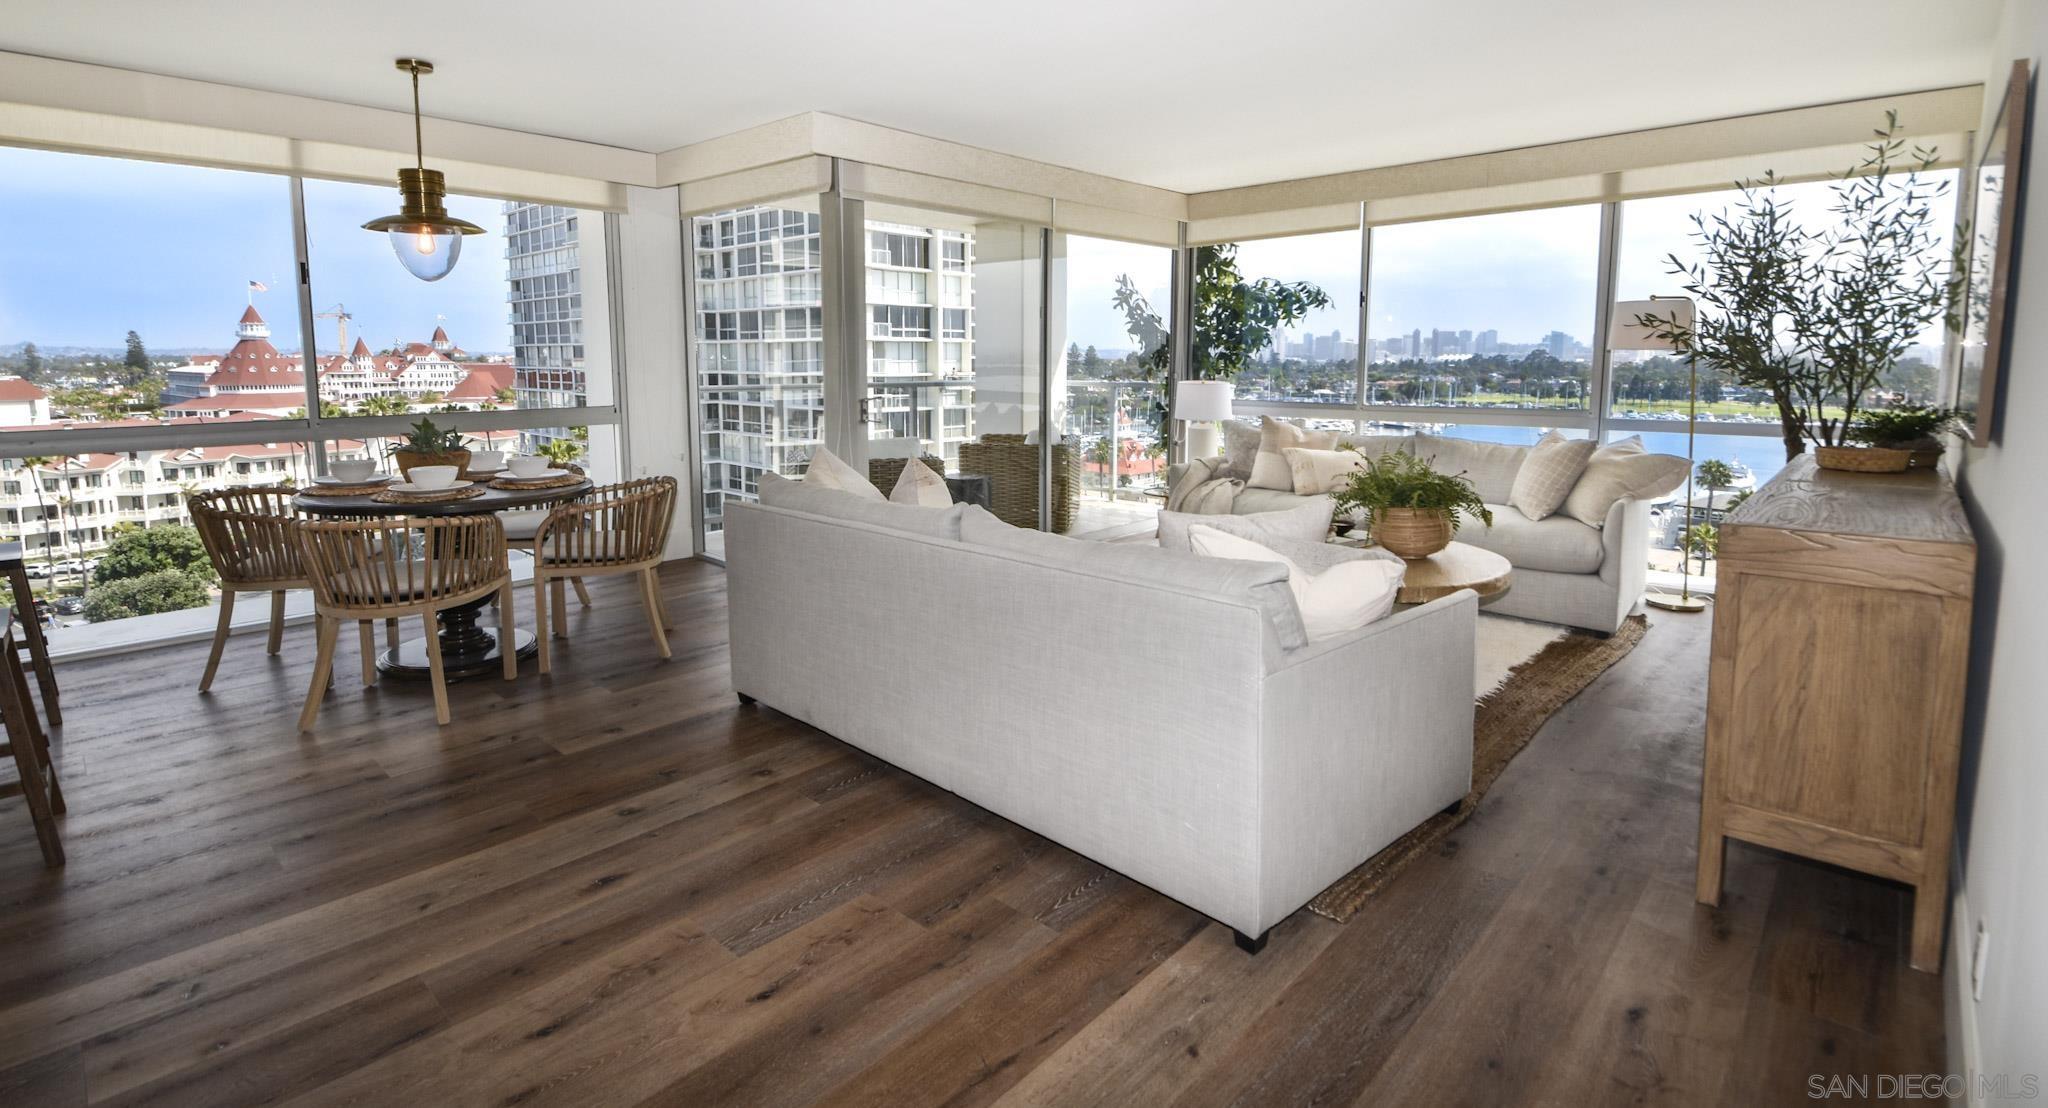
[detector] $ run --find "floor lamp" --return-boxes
[1609,297,1707,614]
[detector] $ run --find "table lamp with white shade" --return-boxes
[1609,296,1707,614]
[1175,380,1235,460]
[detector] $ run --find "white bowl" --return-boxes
[507,456,550,479]
[330,460,376,482]
[469,450,507,472]
[409,465,459,490]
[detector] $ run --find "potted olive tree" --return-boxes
[1635,113,1963,472]
[1329,451,1493,559]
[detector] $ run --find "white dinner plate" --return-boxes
[385,480,475,494]
[501,468,570,481]
[313,473,392,486]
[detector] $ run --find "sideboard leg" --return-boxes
[1234,928,1267,955]
[1695,828,1726,907]
[1909,874,1949,973]
[736,691,756,706]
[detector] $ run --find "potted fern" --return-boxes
[1329,451,1493,559]
[1849,404,1959,468]
[391,417,472,480]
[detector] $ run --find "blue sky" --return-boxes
[0,146,510,353]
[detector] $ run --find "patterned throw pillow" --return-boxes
[1214,420,1265,482]
[1508,431,1599,521]
[1281,447,1366,495]
[1250,416,1340,490]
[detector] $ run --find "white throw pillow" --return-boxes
[801,446,884,501]
[1187,524,1402,640]
[1156,499,1335,552]
[1561,436,1691,528]
[1281,447,1367,495]
[889,460,952,507]
[1249,416,1340,490]
[1508,431,1598,522]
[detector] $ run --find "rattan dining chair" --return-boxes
[499,463,590,608]
[188,487,312,693]
[0,610,63,867]
[295,515,515,730]
[531,476,677,674]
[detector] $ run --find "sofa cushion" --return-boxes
[1216,419,1265,482]
[1507,431,1598,522]
[1458,504,1605,574]
[798,446,885,500]
[759,470,964,540]
[1187,525,1402,640]
[1232,485,1315,516]
[889,458,952,507]
[960,506,1308,650]
[1281,447,1365,495]
[1411,434,1530,504]
[1157,499,1335,553]
[1561,436,1690,528]
[1251,416,1340,490]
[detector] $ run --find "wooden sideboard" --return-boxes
[1698,454,1975,972]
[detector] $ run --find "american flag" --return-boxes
[248,279,268,292]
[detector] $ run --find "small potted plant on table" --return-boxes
[392,417,473,480]
[1329,451,1493,559]
[1849,405,1959,469]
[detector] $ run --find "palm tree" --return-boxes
[1679,523,1719,577]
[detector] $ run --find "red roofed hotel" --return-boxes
[161,306,506,416]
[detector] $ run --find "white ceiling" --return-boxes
[0,0,2003,193]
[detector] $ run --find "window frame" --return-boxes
[0,151,625,464]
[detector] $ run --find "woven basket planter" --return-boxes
[1814,445,1911,473]
[1371,507,1454,559]
[392,448,473,481]
[958,435,1080,533]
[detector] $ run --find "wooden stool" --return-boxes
[0,543,61,726]
[0,611,63,867]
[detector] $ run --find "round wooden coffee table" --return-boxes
[1388,541,1513,604]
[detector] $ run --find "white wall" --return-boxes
[612,185,693,561]
[1951,0,2048,1090]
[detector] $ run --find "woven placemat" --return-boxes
[371,485,487,505]
[490,474,585,491]
[299,481,395,498]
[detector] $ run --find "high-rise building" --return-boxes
[1544,330,1573,359]
[504,202,586,452]
[1409,328,1422,361]
[1476,328,1499,355]
[690,206,977,533]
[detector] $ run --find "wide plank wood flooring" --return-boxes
[0,560,1946,1105]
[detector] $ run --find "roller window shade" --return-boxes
[676,156,833,217]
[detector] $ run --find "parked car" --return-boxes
[52,559,83,575]
[52,596,84,616]
[24,563,51,579]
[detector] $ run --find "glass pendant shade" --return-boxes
[362,167,483,282]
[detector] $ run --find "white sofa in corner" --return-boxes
[724,481,1476,950]
[1168,432,1662,635]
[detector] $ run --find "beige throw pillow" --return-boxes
[1282,447,1366,495]
[1187,525,1403,640]
[1508,432,1599,521]
[1561,436,1691,528]
[1250,416,1339,490]
[802,446,885,501]
[889,459,952,507]
[1215,420,1265,482]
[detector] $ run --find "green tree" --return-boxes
[1695,458,1736,492]
[82,568,213,623]
[495,387,516,403]
[1065,342,1083,370]
[1082,345,1102,375]
[21,342,41,379]
[122,330,150,384]
[17,456,60,579]
[93,524,215,586]
[1679,523,1720,576]
[358,394,414,418]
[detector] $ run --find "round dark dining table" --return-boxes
[293,476,593,680]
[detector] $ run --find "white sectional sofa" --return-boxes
[723,477,1476,950]
[1169,431,1674,635]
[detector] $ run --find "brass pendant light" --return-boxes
[362,59,483,282]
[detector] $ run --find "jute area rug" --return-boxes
[1307,612,1651,922]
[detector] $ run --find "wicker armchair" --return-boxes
[294,516,515,729]
[866,456,949,496]
[187,487,312,693]
[531,477,678,674]
[957,434,1080,533]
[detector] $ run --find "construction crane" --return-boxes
[316,303,353,351]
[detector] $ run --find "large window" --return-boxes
[1061,234,1173,518]
[0,144,620,636]
[690,200,825,540]
[1218,230,1362,405]
[1365,205,1601,409]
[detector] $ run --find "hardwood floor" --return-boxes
[0,561,1946,1106]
